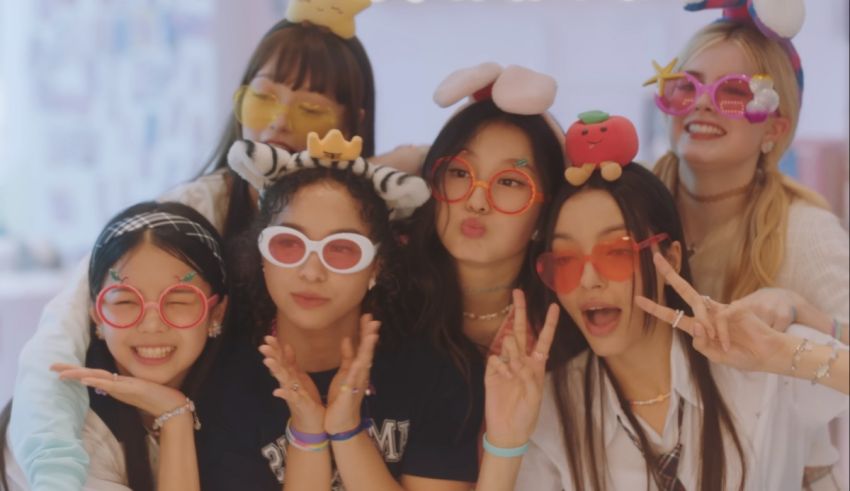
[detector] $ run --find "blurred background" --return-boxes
[0,0,847,432]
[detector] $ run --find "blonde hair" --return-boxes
[654,22,828,302]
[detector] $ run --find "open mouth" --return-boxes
[132,345,176,364]
[582,307,622,337]
[685,122,726,137]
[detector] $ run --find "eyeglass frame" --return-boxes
[654,72,778,121]
[258,226,379,275]
[95,283,220,330]
[429,155,545,215]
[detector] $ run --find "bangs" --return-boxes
[268,28,360,108]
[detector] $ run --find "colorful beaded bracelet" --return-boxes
[285,419,329,452]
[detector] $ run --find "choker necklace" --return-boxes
[678,180,753,203]
[463,303,512,321]
[628,391,671,407]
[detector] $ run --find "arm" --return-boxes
[763,332,849,396]
[9,258,92,491]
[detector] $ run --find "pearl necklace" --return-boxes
[463,303,512,321]
[628,391,671,407]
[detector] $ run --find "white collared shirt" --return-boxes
[516,325,848,491]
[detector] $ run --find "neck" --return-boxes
[604,323,674,403]
[275,308,361,372]
[677,157,757,247]
[456,255,522,349]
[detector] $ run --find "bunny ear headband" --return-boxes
[228,130,430,220]
[683,0,805,92]
[433,62,564,145]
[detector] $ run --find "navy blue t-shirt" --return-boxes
[196,334,483,490]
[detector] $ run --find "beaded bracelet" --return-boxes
[328,419,373,442]
[831,318,842,340]
[285,419,329,452]
[151,398,201,436]
[482,432,529,458]
[812,342,840,386]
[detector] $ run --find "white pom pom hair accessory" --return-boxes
[433,62,563,145]
[228,130,431,221]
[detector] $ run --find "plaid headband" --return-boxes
[98,211,226,280]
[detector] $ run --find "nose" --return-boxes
[693,87,713,113]
[298,251,327,282]
[136,303,168,333]
[464,182,491,215]
[269,104,293,132]
[578,258,604,290]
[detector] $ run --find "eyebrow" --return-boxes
[277,222,366,237]
[553,224,627,241]
[684,70,706,82]
[460,149,539,171]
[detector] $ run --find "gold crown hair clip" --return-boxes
[286,0,371,39]
[308,129,363,161]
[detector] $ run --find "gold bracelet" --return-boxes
[790,338,812,372]
[811,343,840,385]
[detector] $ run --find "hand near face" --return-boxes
[484,289,559,447]
[635,253,788,373]
[324,314,380,434]
[51,363,188,417]
[260,336,326,433]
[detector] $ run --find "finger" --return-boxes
[502,335,524,375]
[518,363,540,401]
[531,303,560,366]
[338,337,355,376]
[652,253,708,317]
[57,367,116,382]
[81,377,119,394]
[634,296,696,336]
[262,356,293,387]
[486,354,513,381]
[512,289,529,356]
[716,309,731,352]
[282,344,299,371]
[50,363,82,373]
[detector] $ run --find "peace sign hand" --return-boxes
[51,363,188,417]
[634,253,788,374]
[484,289,559,448]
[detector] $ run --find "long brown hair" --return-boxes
[199,20,376,243]
[543,164,747,490]
[654,22,828,302]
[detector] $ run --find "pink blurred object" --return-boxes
[792,139,850,229]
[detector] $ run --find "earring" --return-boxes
[760,141,775,154]
[95,325,105,340]
[530,229,540,241]
[368,277,377,291]
[208,321,222,338]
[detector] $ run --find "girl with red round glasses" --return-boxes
[2,201,229,490]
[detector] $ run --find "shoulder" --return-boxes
[785,200,846,241]
[157,171,230,233]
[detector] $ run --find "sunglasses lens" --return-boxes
[99,285,142,328]
[322,239,364,271]
[289,101,339,140]
[659,76,696,114]
[537,252,583,294]
[234,86,280,130]
[592,237,637,282]
[267,232,307,266]
[715,78,753,117]
[161,285,206,328]
[491,170,534,213]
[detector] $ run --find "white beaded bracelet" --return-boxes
[151,398,201,436]
[812,343,840,386]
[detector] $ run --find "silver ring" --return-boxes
[702,295,713,310]
[112,373,118,381]
[290,383,300,392]
[672,310,685,329]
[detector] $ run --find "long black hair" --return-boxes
[228,167,408,347]
[200,20,376,244]
[1,201,229,491]
[542,163,747,491]
[402,99,565,378]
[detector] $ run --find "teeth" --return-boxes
[134,346,175,359]
[687,123,724,135]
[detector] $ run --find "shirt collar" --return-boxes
[596,333,701,448]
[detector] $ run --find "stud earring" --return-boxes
[760,141,775,154]
[95,325,105,340]
[368,277,377,291]
[530,229,540,241]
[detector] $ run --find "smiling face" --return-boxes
[92,241,224,388]
[564,114,638,166]
[435,121,545,267]
[551,190,659,358]
[262,180,377,331]
[669,40,780,172]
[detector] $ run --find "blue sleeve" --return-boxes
[8,258,92,490]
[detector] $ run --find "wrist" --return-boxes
[151,397,201,436]
[482,432,529,458]
[768,335,801,376]
[796,299,833,334]
[328,419,372,443]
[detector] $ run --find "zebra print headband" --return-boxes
[227,131,430,220]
